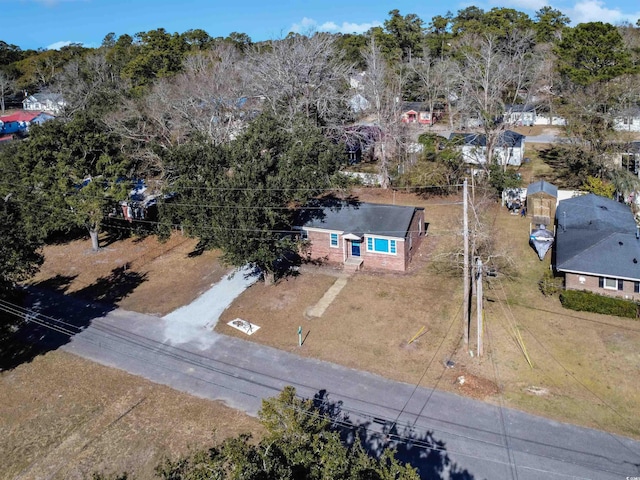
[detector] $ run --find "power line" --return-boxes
[0,178,465,193]
[490,276,640,463]
[0,295,630,478]
[0,294,632,478]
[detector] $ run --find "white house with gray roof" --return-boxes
[22,93,66,115]
[449,130,526,166]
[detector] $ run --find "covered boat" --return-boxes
[530,227,554,260]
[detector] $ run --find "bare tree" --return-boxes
[432,191,517,278]
[530,43,561,125]
[245,32,352,127]
[53,50,123,117]
[408,50,450,123]
[454,30,540,172]
[0,71,14,114]
[171,46,252,145]
[360,36,405,188]
[108,45,253,181]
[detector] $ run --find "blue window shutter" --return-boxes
[599,277,604,288]
[634,281,639,293]
[618,279,624,291]
[367,237,373,250]
[390,240,396,254]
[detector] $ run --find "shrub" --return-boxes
[559,290,638,318]
[539,270,563,296]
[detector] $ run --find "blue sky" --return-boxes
[3,0,640,51]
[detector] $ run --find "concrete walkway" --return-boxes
[305,275,349,318]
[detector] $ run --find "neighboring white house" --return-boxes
[349,72,366,90]
[613,107,640,132]
[613,141,640,176]
[534,114,567,126]
[449,130,526,166]
[22,93,66,115]
[504,104,536,126]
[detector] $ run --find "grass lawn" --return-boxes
[4,185,639,479]
[218,187,640,440]
[0,351,262,480]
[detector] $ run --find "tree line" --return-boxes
[0,6,639,473]
[1,5,640,288]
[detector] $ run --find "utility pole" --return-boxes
[463,179,469,346]
[476,257,483,356]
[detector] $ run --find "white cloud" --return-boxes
[290,17,381,35]
[46,40,72,50]
[569,0,640,24]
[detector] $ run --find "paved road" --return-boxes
[21,289,640,480]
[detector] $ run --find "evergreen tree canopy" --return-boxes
[556,22,635,86]
[155,386,420,480]
[6,115,130,250]
[162,113,345,280]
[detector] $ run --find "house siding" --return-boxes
[613,117,640,132]
[565,273,640,301]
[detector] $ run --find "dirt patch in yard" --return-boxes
[2,232,250,478]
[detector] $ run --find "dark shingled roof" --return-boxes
[555,194,640,280]
[300,202,422,238]
[448,130,524,148]
[401,101,427,112]
[527,180,557,198]
[505,103,535,113]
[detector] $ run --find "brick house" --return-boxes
[298,202,425,272]
[555,194,640,301]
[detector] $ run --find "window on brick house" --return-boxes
[600,277,621,290]
[366,237,397,255]
[330,233,338,247]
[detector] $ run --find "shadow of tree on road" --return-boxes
[0,267,147,371]
[312,389,478,480]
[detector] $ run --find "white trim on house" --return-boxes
[303,226,344,235]
[343,233,363,241]
[365,236,398,255]
[559,268,640,283]
[329,232,340,248]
